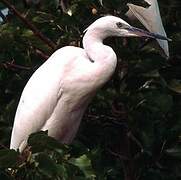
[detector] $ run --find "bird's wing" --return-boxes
[126,0,169,58]
[10,53,64,151]
[10,46,88,152]
[10,84,63,152]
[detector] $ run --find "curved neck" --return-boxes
[83,29,116,63]
[82,28,117,88]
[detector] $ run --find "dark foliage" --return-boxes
[0,0,181,179]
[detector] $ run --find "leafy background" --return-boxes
[0,0,181,179]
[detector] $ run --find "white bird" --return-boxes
[126,0,169,58]
[10,16,170,152]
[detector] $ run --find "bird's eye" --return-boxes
[116,22,123,28]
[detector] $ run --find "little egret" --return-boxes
[10,16,170,152]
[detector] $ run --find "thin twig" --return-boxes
[0,143,9,149]
[0,0,57,50]
[34,47,50,60]
[108,148,129,160]
[2,61,31,70]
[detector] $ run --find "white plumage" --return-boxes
[10,16,170,152]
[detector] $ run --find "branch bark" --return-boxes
[1,61,31,70]
[34,47,50,60]
[0,0,57,50]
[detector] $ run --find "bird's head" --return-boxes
[85,15,171,41]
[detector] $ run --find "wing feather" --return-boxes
[10,46,88,152]
[10,50,65,151]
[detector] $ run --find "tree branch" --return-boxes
[1,61,31,70]
[34,47,50,60]
[0,0,57,50]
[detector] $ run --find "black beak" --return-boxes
[127,26,171,41]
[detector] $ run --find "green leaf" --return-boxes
[27,131,68,153]
[145,92,173,113]
[166,147,181,159]
[167,79,181,93]
[35,152,58,177]
[56,164,68,179]
[0,170,13,180]
[69,154,96,179]
[0,149,19,168]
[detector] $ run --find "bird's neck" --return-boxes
[83,29,117,64]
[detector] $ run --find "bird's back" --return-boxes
[10,46,96,151]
